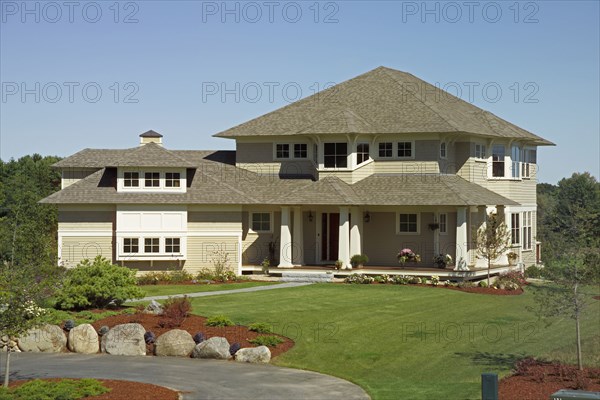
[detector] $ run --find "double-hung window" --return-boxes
[378,142,393,158]
[492,145,505,177]
[522,211,532,250]
[357,143,370,164]
[511,213,520,245]
[511,145,520,178]
[475,144,486,159]
[398,213,419,234]
[439,213,447,234]
[440,142,447,159]
[324,143,348,168]
[397,142,412,158]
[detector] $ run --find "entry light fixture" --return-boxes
[364,211,371,223]
[308,211,313,222]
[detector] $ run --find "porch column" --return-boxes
[278,206,293,268]
[350,207,362,259]
[433,212,440,255]
[454,206,469,271]
[338,207,350,269]
[473,205,487,268]
[292,207,304,265]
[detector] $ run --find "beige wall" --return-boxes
[241,210,281,265]
[188,210,242,232]
[60,236,113,268]
[185,235,240,274]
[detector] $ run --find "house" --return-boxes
[41,67,553,276]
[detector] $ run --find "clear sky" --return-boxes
[1,0,598,184]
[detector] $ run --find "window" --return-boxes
[440,142,447,159]
[294,144,307,158]
[397,142,412,158]
[522,211,532,250]
[357,143,370,164]
[144,172,160,187]
[378,142,392,158]
[439,213,447,234]
[144,238,160,253]
[492,145,505,177]
[124,172,139,187]
[398,213,419,233]
[165,172,181,188]
[511,145,520,178]
[165,238,181,253]
[276,144,290,159]
[251,212,271,232]
[522,148,536,178]
[313,144,318,164]
[123,238,139,253]
[475,144,486,159]
[324,143,348,168]
[511,213,520,245]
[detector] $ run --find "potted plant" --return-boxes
[507,252,518,266]
[397,248,421,265]
[350,254,369,269]
[334,260,344,270]
[433,254,453,269]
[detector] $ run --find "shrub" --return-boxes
[249,335,284,347]
[230,342,241,355]
[54,256,145,310]
[350,254,369,268]
[249,322,272,333]
[493,271,527,290]
[409,276,421,284]
[196,268,216,281]
[344,274,374,284]
[514,357,538,376]
[206,315,234,327]
[525,265,544,279]
[419,277,428,284]
[193,332,205,344]
[168,270,194,283]
[430,275,440,286]
[392,275,409,285]
[160,296,192,328]
[261,258,270,274]
[1,378,109,399]
[211,251,238,282]
[478,280,488,288]
[458,281,475,289]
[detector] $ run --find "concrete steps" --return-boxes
[280,272,334,283]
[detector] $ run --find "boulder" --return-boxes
[154,329,195,357]
[68,324,99,354]
[143,300,164,315]
[192,336,231,360]
[234,346,271,363]
[101,323,146,356]
[17,324,66,353]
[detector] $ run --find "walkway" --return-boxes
[7,352,370,400]
[139,282,312,301]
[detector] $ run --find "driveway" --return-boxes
[7,352,370,400]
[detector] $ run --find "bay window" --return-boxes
[357,143,370,164]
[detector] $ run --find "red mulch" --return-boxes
[91,312,294,359]
[9,378,179,400]
[499,360,600,400]
[593,295,600,301]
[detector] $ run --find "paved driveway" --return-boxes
[7,352,370,400]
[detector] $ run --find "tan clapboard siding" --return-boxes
[236,142,273,163]
[188,211,242,231]
[362,211,436,266]
[373,161,439,174]
[236,162,317,177]
[241,211,281,265]
[185,236,239,274]
[61,236,113,268]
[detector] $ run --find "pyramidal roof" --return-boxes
[214,66,553,145]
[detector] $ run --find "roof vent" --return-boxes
[139,130,163,146]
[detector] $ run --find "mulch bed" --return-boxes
[499,360,600,400]
[92,312,294,358]
[9,378,179,400]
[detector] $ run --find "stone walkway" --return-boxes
[139,282,312,301]
[7,352,370,400]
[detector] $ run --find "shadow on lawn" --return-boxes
[454,351,526,370]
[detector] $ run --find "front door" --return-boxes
[321,213,339,261]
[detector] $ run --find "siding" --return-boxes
[186,235,240,274]
[241,211,281,265]
[60,236,113,268]
[58,210,113,231]
[439,212,458,262]
[236,142,273,163]
[373,161,439,175]
[188,211,242,232]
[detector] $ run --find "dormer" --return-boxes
[140,130,163,146]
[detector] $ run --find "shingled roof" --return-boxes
[214,66,553,145]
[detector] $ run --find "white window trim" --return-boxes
[439,142,447,160]
[248,211,273,234]
[356,142,371,166]
[118,169,186,193]
[396,212,421,235]
[274,143,291,160]
[474,143,487,162]
[273,143,309,161]
[522,211,533,251]
[377,142,394,159]
[116,235,186,260]
[321,142,350,170]
[439,213,448,235]
[511,213,521,245]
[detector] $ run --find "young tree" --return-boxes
[474,211,512,286]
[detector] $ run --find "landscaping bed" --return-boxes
[7,378,179,400]
[91,311,294,358]
[499,359,600,400]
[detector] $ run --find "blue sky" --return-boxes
[1,0,598,184]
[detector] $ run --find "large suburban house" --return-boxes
[41,67,553,277]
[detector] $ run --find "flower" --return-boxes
[397,248,421,264]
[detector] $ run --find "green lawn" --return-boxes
[184,283,600,400]
[138,281,278,297]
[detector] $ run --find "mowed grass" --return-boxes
[187,283,600,400]
[139,281,278,297]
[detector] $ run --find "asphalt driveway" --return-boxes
[6,352,370,400]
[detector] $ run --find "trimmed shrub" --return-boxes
[525,265,544,279]
[249,335,284,347]
[248,322,272,333]
[54,256,145,310]
[0,378,109,399]
[392,275,409,285]
[419,277,428,284]
[206,315,234,327]
[350,254,369,268]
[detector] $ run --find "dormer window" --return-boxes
[397,142,413,158]
[294,144,307,158]
[324,143,348,168]
[379,142,393,158]
[276,144,290,159]
[165,172,181,188]
[144,172,160,187]
[124,172,139,187]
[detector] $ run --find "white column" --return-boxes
[292,207,304,266]
[338,207,350,269]
[474,205,487,268]
[278,206,293,268]
[433,212,440,255]
[454,206,469,271]
[350,207,362,260]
